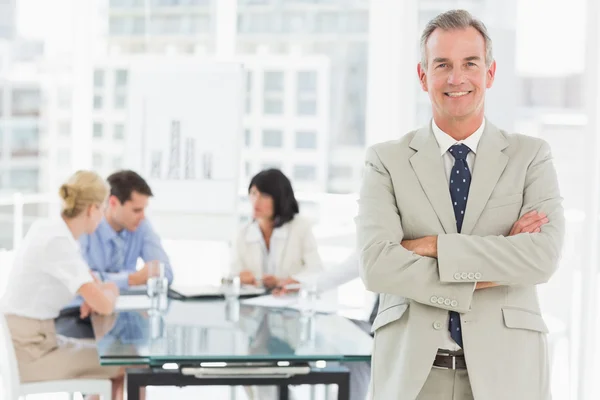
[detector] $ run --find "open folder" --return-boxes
[168,283,266,299]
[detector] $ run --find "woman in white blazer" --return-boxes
[231,168,323,290]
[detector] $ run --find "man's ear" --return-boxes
[417,63,428,92]
[486,60,497,89]
[108,195,119,208]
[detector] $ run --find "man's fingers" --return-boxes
[519,217,549,233]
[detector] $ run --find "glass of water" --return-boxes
[147,261,168,315]
[297,283,319,316]
[221,273,241,300]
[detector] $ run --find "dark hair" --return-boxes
[107,170,153,204]
[248,169,299,228]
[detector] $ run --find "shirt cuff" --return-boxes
[104,271,131,290]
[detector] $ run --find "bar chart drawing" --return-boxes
[148,120,214,181]
[167,120,181,180]
[184,137,196,180]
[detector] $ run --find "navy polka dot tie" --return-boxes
[448,143,471,348]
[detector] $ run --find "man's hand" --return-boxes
[240,270,257,285]
[272,278,300,296]
[401,236,438,258]
[262,274,280,289]
[128,264,150,286]
[80,302,92,319]
[476,210,550,290]
[509,210,548,236]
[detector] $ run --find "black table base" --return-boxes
[126,365,350,400]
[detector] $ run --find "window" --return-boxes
[58,121,71,137]
[315,12,338,33]
[9,169,38,191]
[261,162,281,171]
[93,123,103,138]
[262,129,283,148]
[328,166,354,180]
[295,131,317,149]
[93,153,103,169]
[297,71,317,94]
[264,71,284,92]
[264,98,283,115]
[114,93,126,109]
[246,71,252,113]
[11,127,39,156]
[93,69,104,88]
[297,99,317,116]
[114,124,125,140]
[293,165,317,181]
[115,69,128,87]
[244,129,252,147]
[93,95,103,110]
[113,156,124,169]
[11,89,41,116]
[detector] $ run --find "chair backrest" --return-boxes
[0,313,21,400]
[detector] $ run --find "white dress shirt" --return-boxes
[0,217,94,320]
[431,118,485,351]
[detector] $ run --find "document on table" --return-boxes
[241,295,358,314]
[116,295,152,310]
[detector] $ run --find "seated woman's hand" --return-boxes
[271,278,300,296]
[262,274,280,289]
[240,270,257,285]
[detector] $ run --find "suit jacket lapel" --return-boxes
[409,125,458,234]
[460,122,509,235]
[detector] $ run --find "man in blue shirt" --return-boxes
[56,170,173,338]
[80,170,173,288]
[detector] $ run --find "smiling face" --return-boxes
[417,26,496,126]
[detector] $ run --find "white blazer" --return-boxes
[231,215,323,280]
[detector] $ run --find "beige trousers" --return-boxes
[5,314,121,383]
[416,367,474,400]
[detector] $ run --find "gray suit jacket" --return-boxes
[356,121,564,400]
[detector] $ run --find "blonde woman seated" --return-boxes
[232,168,323,290]
[0,171,125,400]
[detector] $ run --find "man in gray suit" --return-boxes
[356,9,564,400]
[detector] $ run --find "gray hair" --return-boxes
[420,9,493,70]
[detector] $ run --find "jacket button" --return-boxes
[461,272,468,279]
[444,299,451,306]
[467,272,475,280]
[474,272,482,280]
[437,297,445,305]
[430,296,438,304]
[450,300,458,307]
[454,272,461,280]
[433,321,443,330]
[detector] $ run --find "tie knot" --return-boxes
[449,144,471,160]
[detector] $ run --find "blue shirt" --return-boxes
[80,218,174,290]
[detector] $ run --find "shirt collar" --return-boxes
[97,218,128,243]
[245,220,289,243]
[431,118,486,156]
[57,216,80,250]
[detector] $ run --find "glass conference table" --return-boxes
[91,298,373,400]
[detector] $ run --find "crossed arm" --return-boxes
[402,210,549,290]
[357,142,564,312]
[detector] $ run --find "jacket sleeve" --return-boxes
[356,146,476,313]
[437,140,565,285]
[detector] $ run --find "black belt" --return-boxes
[433,352,467,370]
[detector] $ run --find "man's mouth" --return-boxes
[445,91,472,97]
